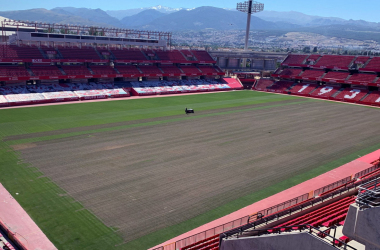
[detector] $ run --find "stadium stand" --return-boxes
[0,65,30,77]
[198,65,220,74]
[61,65,91,75]
[0,45,44,59]
[346,73,377,84]
[155,50,187,61]
[29,65,64,76]
[276,68,303,79]
[305,54,321,64]
[321,71,350,83]
[96,47,113,59]
[309,85,340,99]
[253,78,275,91]
[353,56,370,66]
[313,55,355,69]
[138,65,163,75]
[0,82,130,106]
[159,65,183,74]
[268,196,355,232]
[179,65,201,75]
[281,54,308,66]
[114,65,141,74]
[330,87,368,103]
[180,50,195,60]
[299,70,324,80]
[88,65,117,75]
[267,80,294,93]
[110,48,147,61]
[190,50,215,62]
[143,49,157,59]
[288,82,318,96]
[130,79,241,96]
[58,46,101,60]
[40,46,59,58]
[359,91,380,106]
[363,57,380,72]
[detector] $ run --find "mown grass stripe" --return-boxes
[6,100,311,145]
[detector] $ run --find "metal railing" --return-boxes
[222,224,356,250]
[152,163,380,250]
[356,177,380,208]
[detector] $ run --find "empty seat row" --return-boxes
[253,79,275,91]
[268,196,355,233]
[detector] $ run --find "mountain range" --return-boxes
[1,6,380,41]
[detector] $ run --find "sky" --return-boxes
[1,0,379,22]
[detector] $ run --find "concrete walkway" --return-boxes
[0,184,57,250]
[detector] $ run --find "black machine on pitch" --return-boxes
[185,108,194,114]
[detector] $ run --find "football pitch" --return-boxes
[0,91,379,250]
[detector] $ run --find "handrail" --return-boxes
[223,173,380,239]
[222,224,357,250]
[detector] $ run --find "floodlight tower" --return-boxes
[237,0,264,51]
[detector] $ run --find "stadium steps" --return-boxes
[314,55,323,64]
[57,65,66,75]
[93,47,103,59]
[179,50,191,61]
[26,68,34,76]
[113,66,121,74]
[363,58,373,68]
[38,47,49,59]
[287,82,298,91]
[345,74,352,82]
[134,66,144,74]
[303,55,312,64]
[308,86,319,95]
[348,57,357,69]
[87,66,95,75]
[331,88,344,98]
[108,50,117,60]
[55,49,64,59]
[359,91,372,102]
[140,50,151,60]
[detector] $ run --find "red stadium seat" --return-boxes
[180,65,201,75]
[281,54,308,66]
[299,70,324,80]
[289,83,318,96]
[309,85,340,99]
[155,50,187,61]
[110,48,147,61]
[314,55,355,69]
[58,46,101,60]
[332,88,368,103]
[359,91,380,106]
[322,71,350,83]
[30,65,63,76]
[254,79,275,91]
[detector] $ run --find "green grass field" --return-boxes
[0,91,379,250]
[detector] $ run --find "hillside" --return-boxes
[51,7,123,28]
[121,9,167,28]
[0,8,112,27]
